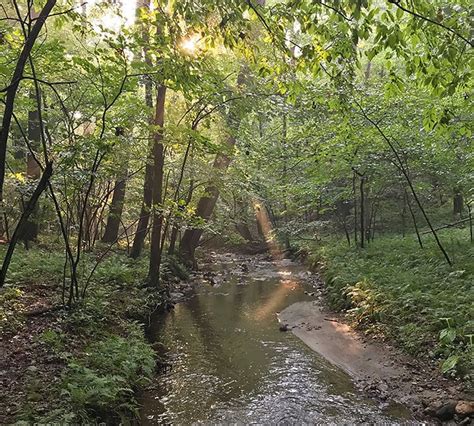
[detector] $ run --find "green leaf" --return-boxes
[441,355,459,374]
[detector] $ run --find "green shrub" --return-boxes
[37,329,66,354]
[61,328,155,420]
[83,329,155,384]
[63,363,135,421]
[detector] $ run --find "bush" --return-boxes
[62,329,155,421]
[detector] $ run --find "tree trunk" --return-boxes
[235,223,254,242]
[405,188,423,249]
[0,162,53,286]
[468,203,473,243]
[178,0,265,265]
[130,0,154,259]
[102,172,127,243]
[168,179,194,256]
[148,85,167,287]
[179,137,235,265]
[22,89,42,245]
[401,190,407,237]
[282,114,291,251]
[453,189,463,216]
[359,176,365,248]
[352,172,358,244]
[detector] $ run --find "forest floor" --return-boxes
[0,246,182,424]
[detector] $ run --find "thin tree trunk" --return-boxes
[102,171,127,243]
[405,188,423,249]
[148,85,167,287]
[168,178,194,256]
[161,138,192,255]
[0,162,53,286]
[357,102,452,265]
[342,215,351,246]
[401,190,407,237]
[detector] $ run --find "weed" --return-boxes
[0,287,25,334]
[61,330,155,421]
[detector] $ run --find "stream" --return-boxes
[141,253,412,424]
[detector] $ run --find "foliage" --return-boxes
[61,329,155,422]
[1,0,473,421]
[0,286,25,334]
[302,228,473,378]
[37,329,66,355]
[2,246,161,423]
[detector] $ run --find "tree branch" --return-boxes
[389,0,473,47]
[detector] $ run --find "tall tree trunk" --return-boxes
[130,0,154,258]
[178,0,265,266]
[22,89,42,245]
[282,114,291,251]
[148,85,167,287]
[102,171,127,243]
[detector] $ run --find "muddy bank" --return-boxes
[279,298,473,422]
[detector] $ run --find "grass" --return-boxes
[299,228,473,382]
[0,245,176,423]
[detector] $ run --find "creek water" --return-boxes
[142,253,412,424]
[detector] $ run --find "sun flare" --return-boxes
[180,34,201,55]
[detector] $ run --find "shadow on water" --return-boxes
[142,254,413,424]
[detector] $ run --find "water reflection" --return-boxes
[142,256,411,424]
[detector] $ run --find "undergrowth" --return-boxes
[0,246,183,423]
[302,228,473,382]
